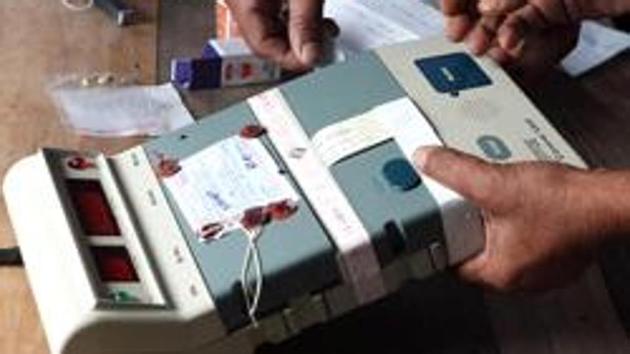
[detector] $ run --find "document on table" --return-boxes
[324,0,443,55]
[357,0,444,37]
[561,21,630,76]
[162,136,299,236]
[51,83,195,137]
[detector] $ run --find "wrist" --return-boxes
[569,169,630,244]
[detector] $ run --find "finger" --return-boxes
[458,254,487,284]
[413,146,505,209]
[446,14,475,41]
[497,4,548,55]
[466,24,492,55]
[505,24,578,82]
[521,24,578,66]
[478,0,526,15]
[465,16,503,55]
[497,17,526,56]
[289,0,325,68]
[462,260,522,292]
[440,0,472,16]
[487,45,512,65]
[228,1,305,70]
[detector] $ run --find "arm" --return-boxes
[414,146,630,291]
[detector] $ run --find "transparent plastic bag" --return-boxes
[48,72,195,137]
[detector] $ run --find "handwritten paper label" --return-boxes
[162,136,298,238]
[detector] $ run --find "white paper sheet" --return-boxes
[324,0,443,55]
[51,83,195,137]
[311,108,391,166]
[162,136,298,236]
[358,0,444,37]
[561,21,630,76]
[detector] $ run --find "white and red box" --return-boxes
[171,38,282,90]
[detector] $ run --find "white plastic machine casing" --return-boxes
[3,148,230,354]
[3,37,587,354]
[3,147,446,354]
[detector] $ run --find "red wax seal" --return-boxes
[67,156,95,170]
[239,124,267,139]
[158,158,181,178]
[241,63,253,79]
[241,206,270,230]
[199,223,224,241]
[267,200,298,221]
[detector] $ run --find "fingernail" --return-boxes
[467,37,482,56]
[512,38,525,53]
[502,35,524,53]
[499,25,526,51]
[445,26,458,41]
[300,42,321,66]
[478,0,497,12]
[413,146,436,171]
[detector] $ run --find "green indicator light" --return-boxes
[111,290,138,303]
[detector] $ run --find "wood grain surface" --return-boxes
[0,1,156,353]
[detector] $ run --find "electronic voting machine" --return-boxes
[3,37,586,354]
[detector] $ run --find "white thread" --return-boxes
[61,0,94,11]
[240,227,264,327]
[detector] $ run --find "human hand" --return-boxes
[413,146,627,292]
[439,0,582,77]
[225,0,328,71]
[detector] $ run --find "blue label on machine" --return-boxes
[415,53,492,94]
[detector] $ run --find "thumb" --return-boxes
[289,0,324,67]
[413,146,505,209]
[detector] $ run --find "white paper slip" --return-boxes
[162,136,299,237]
[51,83,195,137]
[248,89,387,305]
[561,21,630,77]
[357,0,444,37]
[311,110,391,166]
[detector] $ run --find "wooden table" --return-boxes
[0,1,156,353]
[2,1,630,353]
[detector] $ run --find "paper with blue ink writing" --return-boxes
[162,136,298,238]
